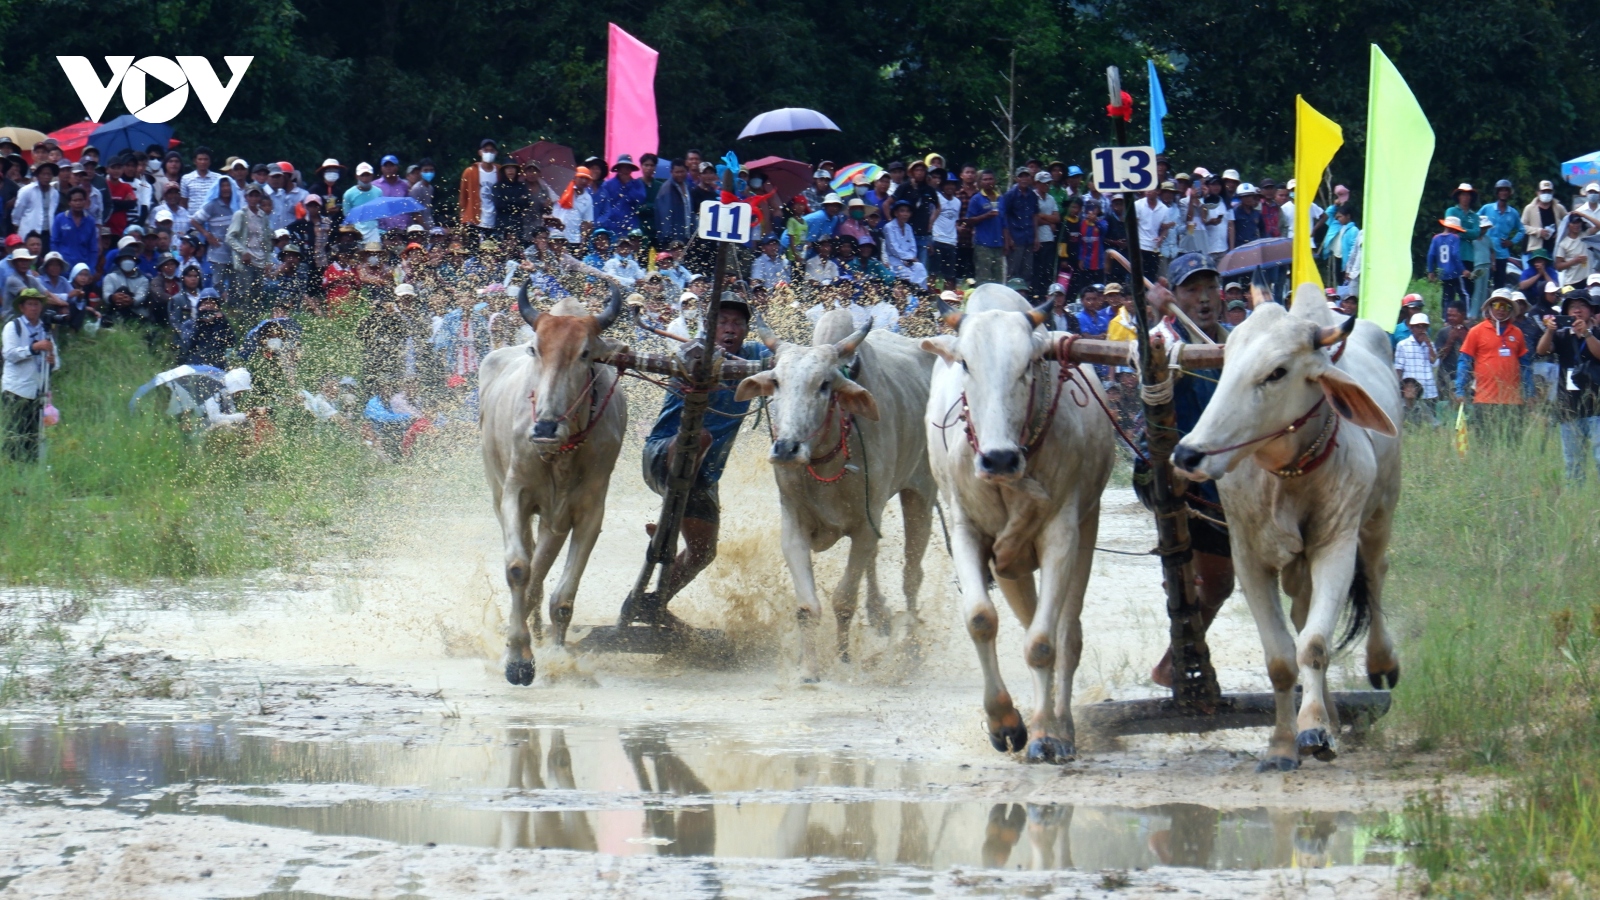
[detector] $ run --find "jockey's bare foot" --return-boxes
[1151,649,1175,688]
[645,522,657,538]
[618,591,690,631]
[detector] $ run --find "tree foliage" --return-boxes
[5,0,1600,228]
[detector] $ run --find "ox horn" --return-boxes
[753,312,780,351]
[1314,313,1356,349]
[936,296,964,330]
[833,319,872,358]
[593,283,624,331]
[1025,297,1053,328]
[516,282,540,327]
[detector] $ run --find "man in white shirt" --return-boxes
[1202,181,1231,257]
[147,181,191,235]
[11,163,60,248]
[180,147,221,213]
[601,236,645,287]
[1032,172,1061,297]
[930,177,962,289]
[2,290,55,462]
[552,168,594,244]
[1393,312,1438,425]
[268,163,307,231]
[884,201,928,288]
[1278,179,1323,245]
[1135,188,1170,277]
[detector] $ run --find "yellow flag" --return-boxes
[1454,402,1468,458]
[1293,96,1343,292]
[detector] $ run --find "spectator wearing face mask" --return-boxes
[102,243,153,324]
[407,159,437,230]
[1521,179,1567,254]
[459,139,501,237]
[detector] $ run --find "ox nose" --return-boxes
[530,420,561,442]
[1173,444,1207,473]
[978,449,1022,476]
[770,438,804,464]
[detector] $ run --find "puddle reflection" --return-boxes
[0,722,1386,871]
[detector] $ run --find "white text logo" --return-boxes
[57,56,253,124]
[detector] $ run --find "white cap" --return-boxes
[1511,290,1527,302]
[1036,171,1052,184]
[355,162,375,176]
[678,290,699,305]
[1539,179,1554,191]
[1456,182,1474,193]
[1586,182,1600,193]
[1192,167,1212,178]
[317,158,342,171]
[117,235,141,249]
[1545,281,1559,294]
[823,192,843,205]
[406,223,425,233]
[1286,178,1297,190]
[41,251,65,266]
[847,197,866,208]
[1588,273,1600,286]
[1478,215,1493,228]
[9,248,35,261]
[1490,287,1515,301]
[939,289,960,302]
[273,228,290,238]
[223,368,253,394]
[1236,182,1259,196]
[230,158,249,170]
[1409,313,1430,326]
[1222,168,1242,181]
[395,283,417,297]
[154,208,173,222]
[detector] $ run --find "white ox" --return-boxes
[479,285,627,685]
[1172,284,1401,771]
[920,284,1114,762]
[735,310,936,681]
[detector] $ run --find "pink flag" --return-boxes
[606,23,659,167]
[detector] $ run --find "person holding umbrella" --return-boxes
[375,154,410,234]
[342,163,382,242]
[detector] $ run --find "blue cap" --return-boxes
[199,287,220,299]
[1167,252,1219,287]
[1066,165,1084,177]
[381,154,399,166]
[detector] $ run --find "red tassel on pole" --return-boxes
[1106,90,1134,121]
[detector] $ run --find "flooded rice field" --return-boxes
[0,440,1462,898]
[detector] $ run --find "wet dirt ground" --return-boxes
[0,437,1465,898]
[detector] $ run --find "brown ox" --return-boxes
[479,285,626,684]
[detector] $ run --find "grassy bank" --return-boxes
[0,322,375,583]
[1384,416,1600,895]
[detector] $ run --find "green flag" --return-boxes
[1360,44,1434,328]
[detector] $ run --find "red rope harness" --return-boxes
[1201,395,1340,478]
[527,365,623,455]
[767,393,856,484]
[958,335,1087,459]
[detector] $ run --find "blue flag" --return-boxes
[1148,59,1167,154]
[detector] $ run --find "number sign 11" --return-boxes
[1091,146,1157,193]
[697,200,751,243]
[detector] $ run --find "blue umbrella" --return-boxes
[89,114,174,159]
[342,196,425,224]
[1562,151,1600,188]
[737,107,841,141]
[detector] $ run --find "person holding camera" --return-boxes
[1536,291,1600,482]
[3,288,56,462]
[177,295,235,369]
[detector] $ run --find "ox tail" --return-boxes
[1336,553,1371,651]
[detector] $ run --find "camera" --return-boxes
[39,309,68,329]
[1555,315,1576,329]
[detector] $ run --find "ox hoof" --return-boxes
[1256,755,1300,773]
[505,659,535,686]
[1367,665,1400,690]
[1297,728,1337,762]
[987,721,1028,754]
[1025,736,1074,764]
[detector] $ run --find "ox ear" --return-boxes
[835,379,880,421]
[734,371,777,403]
[920,336,962,365]
[1318,366,1398,437]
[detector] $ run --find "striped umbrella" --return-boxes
[830,163,882,197]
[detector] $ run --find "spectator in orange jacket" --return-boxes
[1457,288,1528,439]
[458,139,500,238]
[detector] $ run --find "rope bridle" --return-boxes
[767,386,856,484]
[950,334,1088,461]
[1201,395,1340,479]
[527,363,622,456]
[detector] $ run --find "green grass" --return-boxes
[1384,416,1600,896]
[0,322,375,583]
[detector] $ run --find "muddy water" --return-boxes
[1,720,1389,874]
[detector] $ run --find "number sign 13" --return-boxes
[1091,146,1157,193]
[697,200,752,244]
